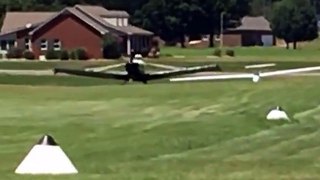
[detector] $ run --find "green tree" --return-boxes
[132,0,199,47]
[133,0,250,48]
[270,0,318,49]
[195,0,250,47]
[250,0,266,16]
[102,0,150,15]
[102,34,122,59]
[310,0,320,14]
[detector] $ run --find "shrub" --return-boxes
[23,50,35,60]
[102,34,122,59]
[213,49,222,57]
[70,50,77,60]
[45,50,60,60]
[60,50,69,60]
[165,41,177,46]
[225,49,235,57]
[6,47,23,59]
[75,48,88,60]
[151,38,159,48]
[148,46,160,58]
[141,48,150,57]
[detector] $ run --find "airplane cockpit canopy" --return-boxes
[132,54,146,65]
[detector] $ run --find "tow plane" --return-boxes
[169,64,320,83]
[53,54,221,84]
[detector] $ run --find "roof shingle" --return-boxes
[75,5,129,18]
[230,16,271,31]
[0,4,153,37]
[75,5,153,35]
[1,12,55,34]
[30,7,109,35]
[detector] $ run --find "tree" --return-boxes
[132,0,173,42]
[102,34,122,59]
[310,0,320,14]
[133,0,250,48]
[101,0,150,15]
[249,0,281,17]
[200,0,250,47]
[270,0,318,49]
[183,0,251,47]
[132,0,201,48]
[249,0,266,16]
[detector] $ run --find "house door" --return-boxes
[261,35,273,46]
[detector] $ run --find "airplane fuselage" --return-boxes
[124,62,148,83]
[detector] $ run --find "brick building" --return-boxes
[0,5,153,59]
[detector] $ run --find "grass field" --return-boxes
[0,74,319,179]
[0,46,320,71]
[0,60,115,70]
[161,46,320,61]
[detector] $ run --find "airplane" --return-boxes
[169,65,320,83]
[53,54,221,84]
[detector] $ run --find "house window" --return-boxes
[40,39,48,51]
[25,38,30,50]
[103,18,117,26]
[123,18,128,26]
[0,41,6,50]
[118,18,123,26]
[8,40,15,49]
[53,39,61,51]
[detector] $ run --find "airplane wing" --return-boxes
[260,66,320,77]
[245,63,276,69]
[146,62,183,70]
[146,64,221,80]
[53,68,129,80]
[85,63,126,72]
[170,66,320,82]
[169,73,254,82]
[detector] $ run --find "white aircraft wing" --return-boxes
[85,63,126,72]
[260,66,320,77]
[170,66,320,83]
[245,63,276,69]
[169,73,254,82]
[146,62,183,70]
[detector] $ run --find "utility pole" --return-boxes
[220,12,225,49]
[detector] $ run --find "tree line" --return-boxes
[0,0,318,49]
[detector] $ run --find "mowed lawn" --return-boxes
[0,46,320,72]
[161,46,320,61]
[0,76,319,179]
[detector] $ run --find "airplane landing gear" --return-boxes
[122,78,131,85]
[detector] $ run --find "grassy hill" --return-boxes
[0,75,319,179]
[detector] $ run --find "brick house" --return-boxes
[222,16,275,47]
[0,5,154,59]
